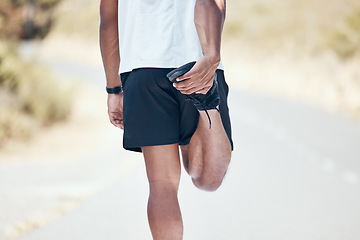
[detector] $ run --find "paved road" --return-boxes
[12,89,360,240]
[4,43,360,239]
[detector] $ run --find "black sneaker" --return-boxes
[167,61,197,83]
[167,62,220,128]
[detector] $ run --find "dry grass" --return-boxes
[22,0,360,122]
[0,40,72,146]
[0,106,36,145]
[16,62,72,124]
[223,0,360,120]
[0,0,98,146]
[323,7,360,59]
[224,0,360,56]
[49,0,99,41]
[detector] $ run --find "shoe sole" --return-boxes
[166,61,196,83]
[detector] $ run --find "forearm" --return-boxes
[194,0,225,65]
[99,1,121,88]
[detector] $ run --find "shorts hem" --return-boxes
[124,138,181,153]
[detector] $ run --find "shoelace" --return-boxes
[185,95,219,129]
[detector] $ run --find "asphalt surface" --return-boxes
[2,42,360,239]
[10,88,360,240]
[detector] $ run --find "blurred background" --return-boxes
[0,0,359,239]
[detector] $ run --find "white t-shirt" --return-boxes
[118,0,223,74]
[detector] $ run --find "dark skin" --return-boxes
[99,0,123,129]
[175,0,226,95]
[100,0,226,129]
[100,1,229,239]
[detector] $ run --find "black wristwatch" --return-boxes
[106,86,123,94]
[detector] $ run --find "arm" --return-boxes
[100,0,121,88]
[174,0,226,95]
[194,0,225,63]
[100,0,124,129]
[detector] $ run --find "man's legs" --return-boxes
[181,110,232,191]
[142,144,183,240]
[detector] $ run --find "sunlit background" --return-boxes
[0,0,359,239]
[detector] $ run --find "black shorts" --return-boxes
[120,68,233,152]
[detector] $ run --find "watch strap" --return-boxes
[106,86,123,94]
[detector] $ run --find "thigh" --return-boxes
[142,144,182,188]
[178,69,233,150]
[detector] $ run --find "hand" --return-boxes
[107,93,124,129]
[173,56,220,95]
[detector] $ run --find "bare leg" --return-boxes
[181,110,231,191]
[142,144,183,240]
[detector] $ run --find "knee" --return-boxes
[192,176,224,192]
[149,183,179,201]
[187,166,202,179]
[186,160,203,179]
[190,159,230,192]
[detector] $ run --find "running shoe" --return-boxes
[167,61,220,128]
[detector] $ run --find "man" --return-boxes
[99,0,233,239]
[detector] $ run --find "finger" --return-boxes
[174,83,198,92]
[110,120,118,128]
[179,83,212,95]
[175,82,205,93]
[176,65,203,82]
[109,115,124,129]
[179,86,198,95]
[177,68,213,89]
[173,79,194,89]
[110,118,118,127]
[176,72,192,82]
[174,76,211,90]
[175,77,212,93]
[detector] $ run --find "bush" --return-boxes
[0,0,62,40]
[0,39,72,146]
[17,62,72,124]
[0,106,36,146]
[324,7,360,59]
